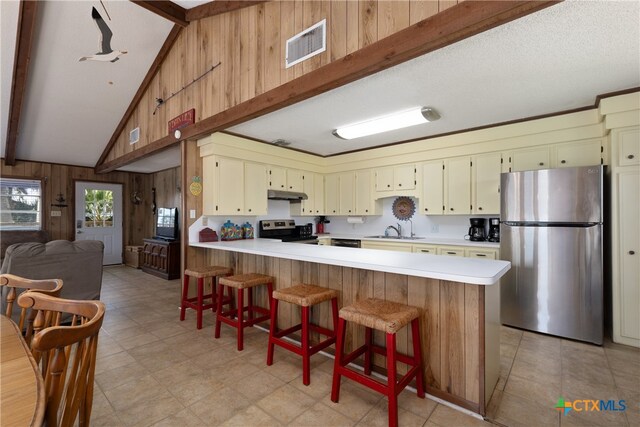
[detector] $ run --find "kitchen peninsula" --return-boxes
[190,239,510,415]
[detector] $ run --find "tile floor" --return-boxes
[92,266,639,426]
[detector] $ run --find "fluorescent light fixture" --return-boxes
[333,107,440,140]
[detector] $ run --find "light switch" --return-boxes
[190,209,196,219]
[51,210,61,217]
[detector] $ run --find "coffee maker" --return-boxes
[468,218,487,242]
[488,218,500,242]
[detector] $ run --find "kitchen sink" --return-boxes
[364,235,425,240]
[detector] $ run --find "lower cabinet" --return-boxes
[365,241,499,259]
[437,246,466,257]
[361,241,413,252]
[142,239,180,280]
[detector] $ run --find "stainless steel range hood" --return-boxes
[267,189,308,201]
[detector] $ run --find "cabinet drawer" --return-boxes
[437,246,465,257]
[412,245,437,254]
[466,249,497,259]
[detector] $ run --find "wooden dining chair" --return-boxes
[17,291,106,427]
[0,273,63,342]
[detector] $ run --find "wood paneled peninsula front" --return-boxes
[190,239,510,415]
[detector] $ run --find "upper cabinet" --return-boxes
[375,164,416,193]
[617,127,640,166]
[325,173,340,215]
[291,172,325,216]
[421,161,444,215]
[553,139,602,168]
[444,157,471,215]
[508,146,550,172]
[472,153,502,215]
[338,172,355,215]
[203,156,264,216]
[268,166,303,192]
[355,170,380,215]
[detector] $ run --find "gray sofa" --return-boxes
[1,240,104,306]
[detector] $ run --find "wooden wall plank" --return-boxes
[408,276,441,389]
[263,1,281,91]
[409,0,439,24]
[359,0,378,48]
[330,1,347,61]
[440,280,465,397]
[377,0,410,39]
[279,0,296,84]
[385,272,409,374]
[464,284,480,403]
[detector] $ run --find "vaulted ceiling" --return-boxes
[1,1,639,174]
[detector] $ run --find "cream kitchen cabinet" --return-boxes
[313,173,325,215]
[325,174,339,215]
[421,161,444,215]
[412,244,437,254]
[355,170,379,215]
[508,146,550,172]
[338,172,355,215]
[362,241,413,252]
[553,139,602,168]
[291,172,326,216]
[203,157,267,216]
[437,246,466,257]
[268,166,304,192]
[375,164,416,192]
[444,157,471,215]
[472,153,502,215]
[611,125,640,347]
[466,248,498,259]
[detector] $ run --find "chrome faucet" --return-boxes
[385,223,402,237]
[407,219,415,238]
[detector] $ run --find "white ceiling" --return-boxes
[2,1,639,174]
[229,0,640,156]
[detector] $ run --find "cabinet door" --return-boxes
[466,248,497,259]
[325,174,340,215]
[444,157,471,215]
[268,166,287,189]
[375,167,394,191]
[394,164,416,190]
[362,241,412,252]
[421,161,444,215]
[313,173,325,215]
[300,173,315,215]
[473,153,502,214]
[244,162,267,215]
[202,156,218,215]
[217,157,244,214]
[617,169,640,343]
[287,169,304,192]
[355,170,373,215]
[618,127,640,166]
[338,172,355,215]
[510,147,550,172]
[554,139,602,168]
[437,246,465,257]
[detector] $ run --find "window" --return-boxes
[0,178,42,230]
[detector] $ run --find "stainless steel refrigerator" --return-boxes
[500,165,603,344]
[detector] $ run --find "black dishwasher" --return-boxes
[330,238,361,248]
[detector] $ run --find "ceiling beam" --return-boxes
[95,0,560,174]
[130,1,188,27]
[185,1,268,22]
[94,25,183,168]
[4,0,38,166]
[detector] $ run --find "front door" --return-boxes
[75,182,123,265]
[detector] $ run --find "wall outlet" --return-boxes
[190,209,196,219]
[430,224,439,233]
[50,210,61,217]
[202,216,208,226]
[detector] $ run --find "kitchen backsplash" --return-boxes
[190,198,490,242]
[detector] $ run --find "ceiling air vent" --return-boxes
[285,19,326,68]
[129,127,140,145]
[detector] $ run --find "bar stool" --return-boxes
[331,298,425,427]
[180,266,233,329]
[267,284,339,385]
[214,273,274,351]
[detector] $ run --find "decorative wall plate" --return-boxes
[392,197,415,221]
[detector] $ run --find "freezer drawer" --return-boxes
[500,224,603,344]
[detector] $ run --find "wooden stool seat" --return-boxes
[215,273,274,351]
[272,284,338,307]
[268,284,339,385]
[331,298,425,427]
[184,266,232,279]
[339,298,420,334]
[219,273,272,289]
[181,266,233,329]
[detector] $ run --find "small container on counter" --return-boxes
[221,220,243,241]
[242,222,254,239]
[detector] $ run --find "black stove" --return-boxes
[259,220,317,244]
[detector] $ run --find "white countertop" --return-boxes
[315,233,500,248]
[190,239,510,285]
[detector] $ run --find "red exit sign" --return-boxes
[168,109,195,133]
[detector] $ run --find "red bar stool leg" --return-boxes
[237,288,244,351]
[180,274,189,321]
[331,318,347,403]
[196,277,204,330]
[247,287,254,322]
[411,318,426,398]
[267,298,279,366]
[214,282,224,339]
[386,332,398,427]
[210,277,217,313]
[331,297,339,336]
[364,327,373,375]
[301,306,310,386]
